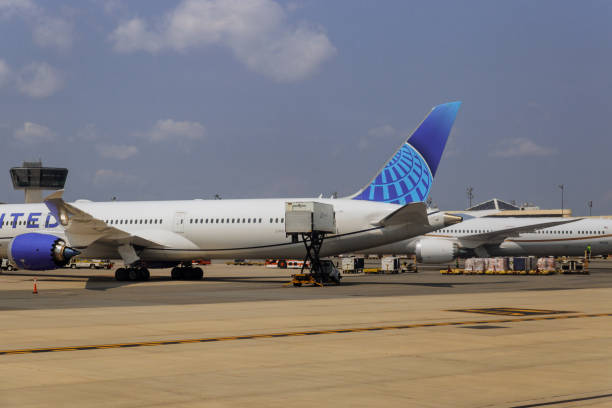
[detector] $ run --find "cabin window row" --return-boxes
[104,219,163,225]
[444,228,606,235]
[189,217,275,224]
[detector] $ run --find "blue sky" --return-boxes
[1,0,611,215]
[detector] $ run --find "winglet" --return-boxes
[43,189,64,201]
[43,189,66,226]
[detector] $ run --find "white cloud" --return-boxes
[358,124,397,151]
[0,0,73,51]
[0,59,11,87]
[368,124,397,139]
[0,0,36,18]
[93,169,138,185]
[96,144,139,160]
[13,122,54,143]
[143,119,206,142]
[76,123,99,141]
[32,16,73,50]
[490,137,558,157]
[110,0,336,82]
[17,62,63,98]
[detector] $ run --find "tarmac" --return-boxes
[1,261,611,407]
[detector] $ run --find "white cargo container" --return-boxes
[381,256,401,273]
[341,257,364,274]
[285,202,336,234]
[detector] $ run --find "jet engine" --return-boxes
[8,233,80,270]
[415,238,458,263]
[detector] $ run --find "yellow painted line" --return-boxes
[450,308,575,316]
[1,313,610,356]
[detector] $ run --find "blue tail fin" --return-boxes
[350,101,461,204]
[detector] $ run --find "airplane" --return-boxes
[362,214,612,262]
[0,102,462,281]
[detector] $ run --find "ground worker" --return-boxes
[586,244,592,259]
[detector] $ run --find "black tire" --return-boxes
[128,269,138,281]
[7,265,13,271]
[171,267,182,280]
[115,268,128,281]
[142,268,150,281]
[89,264,95,269]
[192,267,203,280]
[71,264,76,269]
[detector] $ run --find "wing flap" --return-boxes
[43,190,184,249]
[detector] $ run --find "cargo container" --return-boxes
[285,202,336,234]
[341,257,364,274]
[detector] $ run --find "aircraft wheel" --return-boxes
[71,264,76,269]
[171,267,182,280]
[7,265,13,271]
[142,268,150,281]
[192,267,203,280]
[115,268,128,281]
[128,268,139,281]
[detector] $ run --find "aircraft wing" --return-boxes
[457,218,582,248]
[43,190,195,249]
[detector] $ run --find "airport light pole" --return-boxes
[558,184,564,216]
[588,200,593,216]
[467,186,474,208]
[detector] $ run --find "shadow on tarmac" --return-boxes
[1,271,522,292]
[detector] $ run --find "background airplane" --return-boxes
[0,102,462,281]
[363,215,612,262]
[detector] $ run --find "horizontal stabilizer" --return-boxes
[377,202,428,227]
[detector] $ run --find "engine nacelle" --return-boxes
[8,233,80,270]
[415,239,457,264]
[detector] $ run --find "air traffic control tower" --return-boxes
[10,161,68,203]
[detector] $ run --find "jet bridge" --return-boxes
[285,202,339,285]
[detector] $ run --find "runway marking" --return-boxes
[449,308,575,316]
[0,312,610,356]
[510,392,612,407]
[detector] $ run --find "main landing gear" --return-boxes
[115,266,150,281]
[171,264,203,280]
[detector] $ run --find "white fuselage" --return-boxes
[365,217,612,257]
[0,198,429,263]
[489,218,612,256]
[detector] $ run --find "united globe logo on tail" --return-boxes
[352,143,432,204]
[350,101,461,205]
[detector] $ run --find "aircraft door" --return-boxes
[173,211,186,233]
